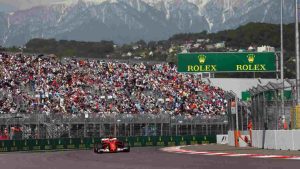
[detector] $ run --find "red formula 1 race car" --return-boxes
[94,137,130,153]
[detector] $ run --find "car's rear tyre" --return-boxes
[123,142,130,152]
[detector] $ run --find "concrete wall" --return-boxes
[217,135,228,144]
[228,131,235,146]
[252,130,300,150]
[204,78,279,98]
[228,130,250,147]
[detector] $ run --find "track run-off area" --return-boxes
[0,146,300,169]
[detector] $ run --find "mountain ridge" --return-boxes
[0,0,296,47]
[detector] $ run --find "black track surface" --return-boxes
[0,147,299,169]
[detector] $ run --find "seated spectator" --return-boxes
[0,53,227,118]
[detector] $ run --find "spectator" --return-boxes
[0,53,227,118]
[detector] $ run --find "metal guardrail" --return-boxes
[0,135,216,152]
[0,114,228,139]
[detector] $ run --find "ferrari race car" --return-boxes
[94,137,130,153]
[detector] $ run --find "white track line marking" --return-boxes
[251,155,284,158]
[223,154,254,157]
[290,157,300,160]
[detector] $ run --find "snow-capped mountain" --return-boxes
[0,0,296,46]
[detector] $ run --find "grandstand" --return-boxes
[0,52,228,139]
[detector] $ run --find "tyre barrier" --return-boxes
[0,135,216,152]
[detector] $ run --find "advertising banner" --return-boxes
[177,52,276,72]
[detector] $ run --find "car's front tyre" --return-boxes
[94,143,103,154]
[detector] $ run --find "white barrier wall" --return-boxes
[228,131,235,146]
[294,131,300,150]
[252,130,300,150]
[264,130,276,149]
[252,130,263,148]
[217,135,228,144]
[227,131,250,147]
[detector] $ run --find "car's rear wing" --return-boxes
[101,138,117,141]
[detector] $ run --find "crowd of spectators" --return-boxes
[0,53,227,118]
[0,128,9,140]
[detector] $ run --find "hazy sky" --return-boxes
[0,0,65,10]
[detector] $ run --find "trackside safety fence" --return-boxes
[0,135,216,152]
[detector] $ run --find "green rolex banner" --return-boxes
[177,52,276,72]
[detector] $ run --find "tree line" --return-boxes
[24,39,114,58]
[1,22,297,78]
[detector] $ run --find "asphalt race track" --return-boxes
[0,147,299,169]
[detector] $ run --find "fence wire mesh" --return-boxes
[0,113,228,140]
[247,80,297,130]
